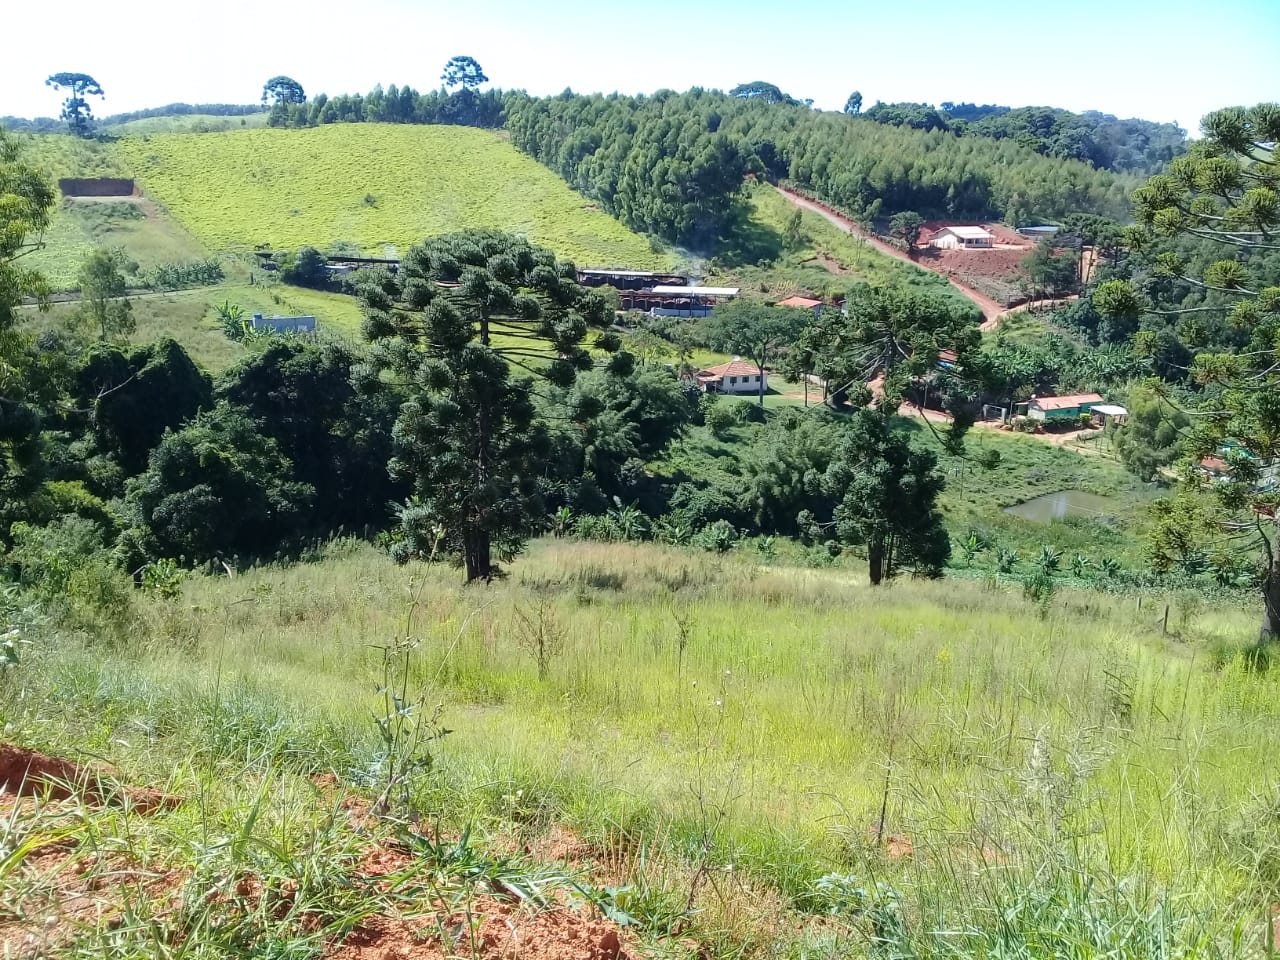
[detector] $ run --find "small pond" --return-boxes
[1003,490,1118,523]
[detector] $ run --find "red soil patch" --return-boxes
[0,743,180,813]
[0,840,182,957]
[917,243,1031,280]
[328,897,626,960]
[884,834,914,861]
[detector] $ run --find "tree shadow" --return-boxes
[712,206,784,267]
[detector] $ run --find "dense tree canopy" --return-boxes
[0,131,56,519]
[730,81,798,105]
[506,88,1132,246]
[218,339,404,533]
[265,81,506,130]
[876,101,1189,174]
[75,338,212,477]
[124,405,313,566]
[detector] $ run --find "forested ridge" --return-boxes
[864,100,1186,174]
[505,89,1134,249]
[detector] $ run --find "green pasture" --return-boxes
[117,124,674,269]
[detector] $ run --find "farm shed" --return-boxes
[577,268,688,291]
[250,313,317,334]
[650,286,740,298]
[930,226,994,249]
[636,285,740,319]
[776,295,824,319]
[695,358,767,396]
[1027,393,1104,421]
[1090,403,1128,425]
[1018,225,1061,239]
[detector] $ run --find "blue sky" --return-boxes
[3,0,1276,131]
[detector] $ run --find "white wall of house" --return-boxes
[716,372,767,395]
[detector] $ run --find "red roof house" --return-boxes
[695,359,768,396]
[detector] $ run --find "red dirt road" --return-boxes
[776,186,1009,324]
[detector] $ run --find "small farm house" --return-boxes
[776,295,824,319]
[695,358,767,395]
[930,226,994,249]
[1027,393,1104,421]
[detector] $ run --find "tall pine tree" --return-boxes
[359,230,612,581]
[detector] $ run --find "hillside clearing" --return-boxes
[117,124,674,269]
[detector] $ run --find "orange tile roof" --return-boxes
[698,359,763,379]
[1030,393,1104,411]
[776,296,823,309]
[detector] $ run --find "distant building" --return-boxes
[930,226,994,249]
[1196,446,1280,491]
[250,313,317,334]
[640,285,740,319]
[776,295,824,319]
[695,358,766,396]
[577,268,688,291]
[1027,392,1104,421]
[648,285,740,298]
[1090,403,1129,426]
[1018,225,1061,239]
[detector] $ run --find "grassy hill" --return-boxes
[102,112,272,135]
[116,124,674,268]
[2,538,1269,957]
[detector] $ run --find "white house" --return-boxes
[695,358,766,395]
[930,226,994,249]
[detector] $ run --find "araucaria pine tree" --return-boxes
[359,230,611,581]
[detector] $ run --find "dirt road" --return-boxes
[776,186,1008,322]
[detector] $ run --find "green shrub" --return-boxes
[704,400,736,438]
[6,515,133,636]
[698,519,737,553]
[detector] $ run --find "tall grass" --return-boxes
[3,538,1274,956]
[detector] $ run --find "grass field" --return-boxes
[26,196,210,289]
[2,538,1272,957]
[21,277,366,372]
[116,124,675,269]
[102,112,272,135]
